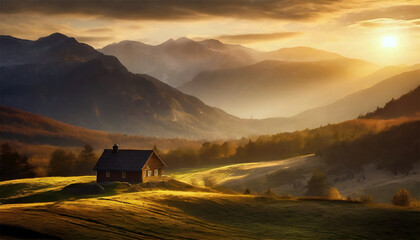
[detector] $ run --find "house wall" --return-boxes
[97,171,142,183]
[142,153,165,183]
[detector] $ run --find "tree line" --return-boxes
[161,119,394,170]
[0,143,97,181]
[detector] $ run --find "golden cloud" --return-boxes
[206,32,302,44]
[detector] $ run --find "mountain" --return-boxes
[0,33,100,67]
[179,58,379,118]
[263,46,343,62]
[0,33,252,139]
[100,38,346,87]
[362,85,420,119]
[292,69,420,128]
[357,64,420,89]
[100,37,257,87]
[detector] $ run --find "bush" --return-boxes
[327,187,342,200]
[360,195,374,203]
[264,188,274,196]
[392,188,412,206]
[244,188,251,195]
[306,170,330,197]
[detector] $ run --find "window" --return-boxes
[147,170,152,177]
[106,171,110,177]
[122,171,126,178]
[154,169,159,176]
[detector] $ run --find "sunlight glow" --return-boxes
[382,36,397,48]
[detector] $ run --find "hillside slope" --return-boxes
[0,177,418,239]
[0,105,202,151]
[292,69,420,128]
[0,33,250,139]
[362,85,420,119]
[180,59,379,118]
[174,154,420,203]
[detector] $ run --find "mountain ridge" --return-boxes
[0,33,251,139]
[179,57,379,118]
[99,37,347,87]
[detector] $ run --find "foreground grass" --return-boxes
[0,176,419,239]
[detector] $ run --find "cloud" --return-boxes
[204,32,302,44]
[341,4,420,24]
[351,18,420,29]
[75,36,115,42]
[0,0,348,21]
[83,28,113,34]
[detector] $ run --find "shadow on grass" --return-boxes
[0,224,62,239]
[0,179,212,204]
[0,183,31,198]
[0,182,119,204]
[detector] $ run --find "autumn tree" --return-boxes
[48,149,76,176]
[74,144,97,175]
[306,170,330,197]
[0,143,35,181]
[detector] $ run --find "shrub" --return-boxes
[392,188,412,206]
[327,187,342,200]
[264,188,275,196]
[360,195,374,203]
[306,170,330,197]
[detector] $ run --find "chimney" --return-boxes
[113,144,119,153]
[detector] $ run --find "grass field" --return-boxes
[172,155,420,203]
[1,174,419,239]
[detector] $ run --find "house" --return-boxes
[93,144,166,183]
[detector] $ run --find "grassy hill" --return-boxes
[1,176,419,239]
[172,155,420,204]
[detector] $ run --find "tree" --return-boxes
[392,188,412,206]
[48,149,76,176]
[306,170,330,197]
[264,188,274,196]
[244,188,251,195]
[0,143,35,181]
[74,144,97,175]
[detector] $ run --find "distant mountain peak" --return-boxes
[198,39,225,49]
[37,32,70,42]
[175,36,193,43]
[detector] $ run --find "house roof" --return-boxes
[93,149,165,171]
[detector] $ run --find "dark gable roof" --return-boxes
[94,149,160,171]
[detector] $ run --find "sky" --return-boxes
[0,0,419,65]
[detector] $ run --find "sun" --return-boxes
[382,35,397,48]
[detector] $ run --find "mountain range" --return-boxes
[0,33,250,139]
[1,33,419,139]
[100,38,345,88]
[180,58,379,118]
[100,38,258,87]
